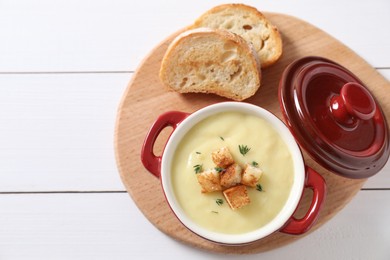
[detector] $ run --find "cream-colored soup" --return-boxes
[171,111,294,234]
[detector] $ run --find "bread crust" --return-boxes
[223,184,250,210]
[241,163,263,187]
[189,3,282,68]
[196,168,222,193]
[211,146,235,168]
[220,163,242,189]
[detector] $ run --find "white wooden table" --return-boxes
[1,0,389,259]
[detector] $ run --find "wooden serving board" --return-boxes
[114,13,390,253]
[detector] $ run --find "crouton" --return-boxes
[220,163,242,189]
[223,185,250,210]
[196,169,222,193]
[241,163,263,187]
[211,147,234,168]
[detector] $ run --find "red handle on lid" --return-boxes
[330,82,376,126]
[280,166,326,235]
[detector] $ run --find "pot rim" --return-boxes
[160,102,305,244]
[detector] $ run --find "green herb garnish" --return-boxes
[219,136,225,141]
[211,211,219,214]
[215,167,225,173]
[256,184,263,192]
[193,164,203,174]
[195,151,201,154]
[251,161,259,167]
[239,145,251,156]
[216,199,224,206]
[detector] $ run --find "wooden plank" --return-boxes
[0,0,389,72]
[364,160,390,189]
[0,70,388,192]
[378,69,390,81]
[0,191,388,259]
[364,69,390,189]
[0,73,129,191]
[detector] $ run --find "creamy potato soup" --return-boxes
[171,111,294,234]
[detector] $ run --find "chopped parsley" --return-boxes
[216,199,224,206]
[193,164,203,174]
[195,151,201,154]
[214,167,225,173]
[219,136,225,141]
[239,145,251,156]
[251,161,259,167]
[256,184,264,192]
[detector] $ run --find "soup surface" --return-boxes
[171,111,294,234]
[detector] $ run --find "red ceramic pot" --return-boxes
[141,102,326,245]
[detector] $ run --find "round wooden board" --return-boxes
[114,13,390,254]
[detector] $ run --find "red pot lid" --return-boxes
[279,56,390,178]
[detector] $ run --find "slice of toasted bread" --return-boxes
[223,184,250,210]
[159,28,261,101]
[189,3,282,68]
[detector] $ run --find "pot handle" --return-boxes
[280,166,326,235]
[141,111,189,178]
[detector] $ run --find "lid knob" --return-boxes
[330,82,376,126]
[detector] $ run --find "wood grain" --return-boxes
[114,13,390,253]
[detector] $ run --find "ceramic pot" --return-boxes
[141,102,326,245]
